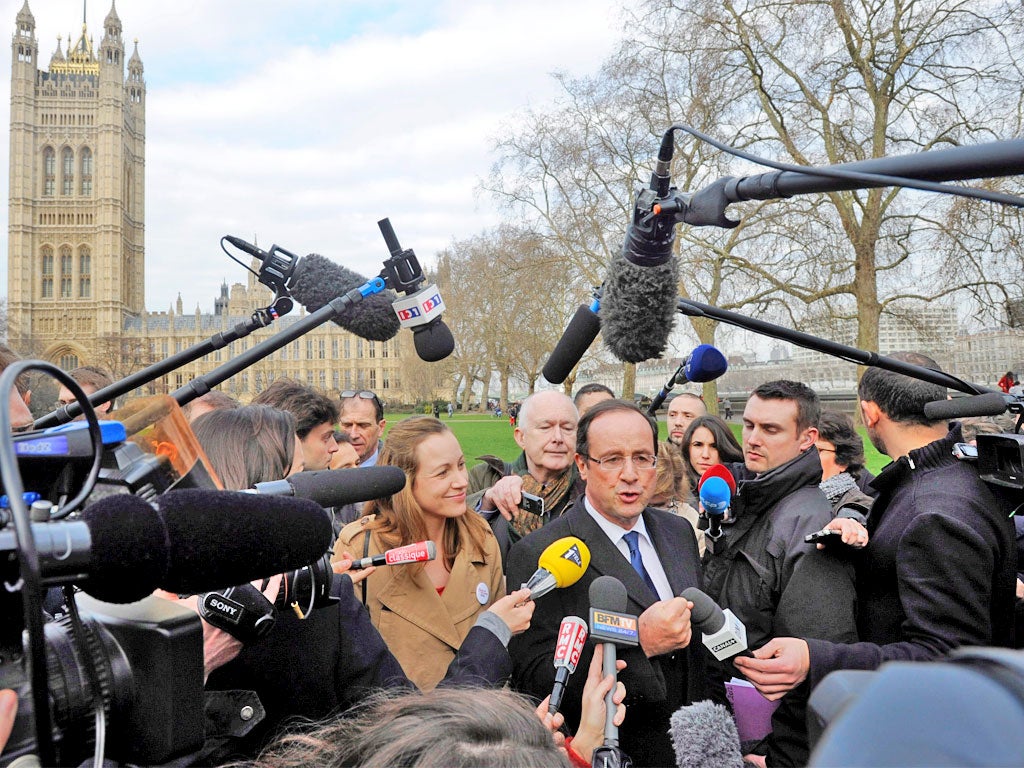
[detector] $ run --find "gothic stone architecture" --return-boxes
[7,2,411,405]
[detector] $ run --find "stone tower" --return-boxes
[7,1,145,368]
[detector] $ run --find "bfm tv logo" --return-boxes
[396,293,442,322]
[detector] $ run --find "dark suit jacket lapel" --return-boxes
[645,507,693,596]
[564,501,660,613]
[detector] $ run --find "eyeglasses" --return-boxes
[582,453,658,471]
[340,390,383,416]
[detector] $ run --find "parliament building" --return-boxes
[6,1,412,405]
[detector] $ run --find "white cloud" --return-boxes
[1,0,622,311]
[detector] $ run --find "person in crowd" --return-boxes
[722,397,733,420]
[334,417,530,691]
[735,355,1017,722]
[468,390,585,566]
[650,439,705,556]
[447,402,454,418]
[680,414,743,493]
[56,365,115,418]
[508,398,704,768]
[246,644,627,768]
[998,370,1015,393]
[253,378,340,472]
[182,389,239,422]
[193,407,527,760]
[705,380,858,767]
[0,343,34,432]
[573,383,614,417]
[816,411,875,516]
[329,430,361,471]
[338,389,386,466]
[666,392,707,450]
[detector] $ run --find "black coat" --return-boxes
[507,501,705,768]
[806,425,1017,682]
[204,573,512,760]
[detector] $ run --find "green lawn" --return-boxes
[386,412,891,475]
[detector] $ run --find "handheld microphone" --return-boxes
[922,392,1010,420]
[681,587,749,662]
[647,345,729,414]
[601,132,681,364]
[8,490,333,604]
[698,464,737,495]
[287,252,401,341]
[378,218,456,362]
[249,465,407,508]
[588,576,639,751]
[198,582,278,644]
[522,536,591,600]
[698,476,731,542]
[349,540,437,570]
[542,288,603,385]
[549,615,589,715]
[670,700,745,768]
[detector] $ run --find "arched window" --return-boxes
[60,245,73,298]
[40,246,54,298]
[79,246,91,298]
[61,148,74,195]
[43,147,55,196]
[59,353,79,370]
[80,148,93,196]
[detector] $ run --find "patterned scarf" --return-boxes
[509,467,576,539]
[819,471,858,504]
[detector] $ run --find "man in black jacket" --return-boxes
[706,380,858,767]
[736,355,1017,744]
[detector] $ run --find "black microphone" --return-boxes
[602,132,681,363]
[669,700,745,768]
[681,587,749,661]
[7,490,332,604]
[288,253,401,342]
[249,465,407,508]
[549,615,589,715]
[922,392,1010,421]
[647,344,728,414]
[378,218,456,362]
[588,575,639,752]
[542,289,603,384]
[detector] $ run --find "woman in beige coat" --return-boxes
[333,416,517,690]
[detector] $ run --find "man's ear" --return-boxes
[574,452,589,482]
[798,426,818,452]
[22,389,30,406]
[513,426,527,451]
[860,400,881,428]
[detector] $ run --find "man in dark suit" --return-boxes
[508,399,704,768]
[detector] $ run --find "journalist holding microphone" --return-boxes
[334,416,533,690]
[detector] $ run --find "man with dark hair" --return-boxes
[57,365,114,418]
[705,379,858,766]
[737,355,1017,726]
[253,378,340,471]
[666,392,707,448]
[508,398,704,768]
[572,382,614,417]
[0,342,33,432]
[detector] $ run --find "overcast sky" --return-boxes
[0,0,623,313]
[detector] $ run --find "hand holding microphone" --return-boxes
[523,536,591,600]
[682,587,750,661]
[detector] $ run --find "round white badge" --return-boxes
[475,582,490,605]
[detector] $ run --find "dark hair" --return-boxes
[577,398,658,458]
[750,380,820,433]
[817,411,866,476]
[249,687,570,768]
[680,414,743,489]
[253,378,339,439]
[192,405,296,490]
[333,429,354,445]
[857,352,946,426]
[0,343,29,395]
[573,383,614,407]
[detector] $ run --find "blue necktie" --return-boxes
[623,530,659,598]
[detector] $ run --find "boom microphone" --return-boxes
[249,465,407,508]
[288,253,401,341]
[670,700,745,768]
[923,392,1010,421]
[349,540,437,570]
[681,587,749,662]
[522,536,591,600]
[648,345,729,414]
[549,616,589,715]
[542,290,603,385]
[8,490,333,604]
